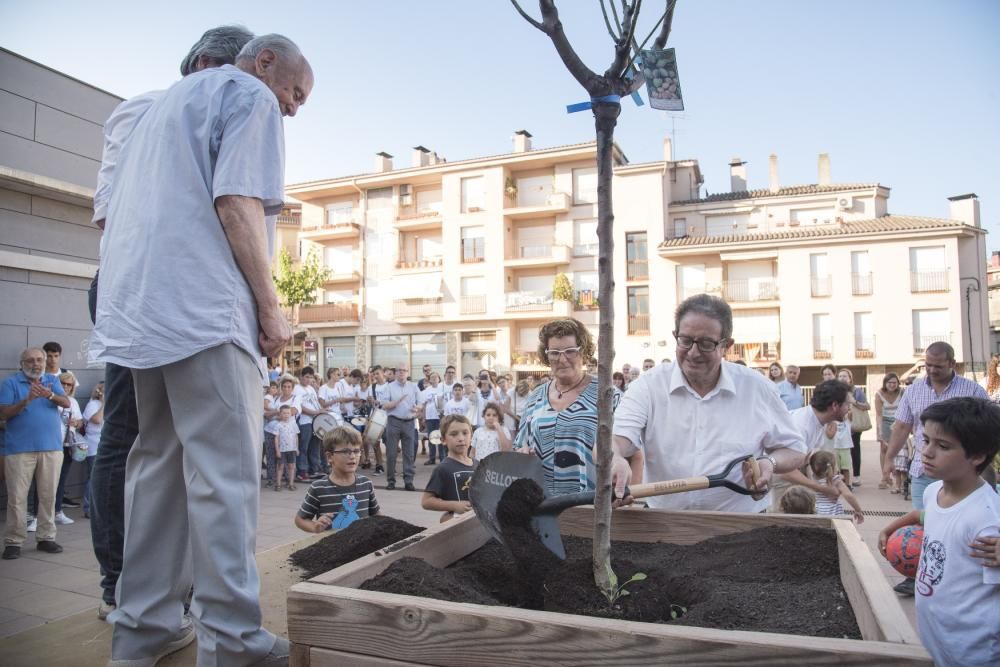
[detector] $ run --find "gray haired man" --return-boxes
[91,34,313,666]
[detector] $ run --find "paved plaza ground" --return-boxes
[0,437,917,659]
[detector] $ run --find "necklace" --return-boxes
[554,373,588,399]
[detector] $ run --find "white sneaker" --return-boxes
[98,600,116,620]
[54,511,75,525]
[26,516,37,532]
[108,615,195,666]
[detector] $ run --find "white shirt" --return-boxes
[916,481,1000,666]
[421,384,445,420]
[297,384,320,425]
[265,394,301,435]
[60,398,83,447]
[372,381,392,407]
[82,399,104,456]
[443,397,469,417]
[336,379,363,417]
[613,361,806,512]
[386,381,421,420]
[90,65,285,374]
[789,406,833,453]
[317,384,342,419]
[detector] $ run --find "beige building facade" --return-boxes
[285,136,990,391]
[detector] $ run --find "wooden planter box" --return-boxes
[287,508,931,666]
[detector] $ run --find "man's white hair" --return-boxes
[236,34,302,64]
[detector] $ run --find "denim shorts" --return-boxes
[279,451,297,465]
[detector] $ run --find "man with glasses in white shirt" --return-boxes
[611,294,806,512]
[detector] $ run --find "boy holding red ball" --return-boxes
[878,397,1000,666]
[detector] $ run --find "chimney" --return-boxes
[818,153,831,186]
[513,129,533,153]
[663,137,673,162]
[412,145,431,168]
[991,251,1000,269]
[947,193,981,228]
[768,153,780,193]
[729,157,747,192]
[374,151,393,173]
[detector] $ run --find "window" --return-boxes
[416,234,443,261]
[460,276,486,314]
[461,176,485,212]
[626,232,648,280]
[573,218,598,256]
[372,335,409,369]
[725,260,777,301]
[573,271,598,309]
[813,313,832,357]
[323,336,356,371]
[673,217,687,238]
[324,244,354,271]
[325,201,353,225]
[677,264,705,301]
[851,251,872,295]
[572,167,597,205]
[810,253,831,297]
[705,214,748,237]
[854,312,874,357]
[410,333,448,374]
[627,286,649,335]
[912,309,949,354]
[909,246,948,292]
[515,173,553,207]
[415,188,442,215]
[518,327,538,351]
[461,331,496,343]
[324,289,353,304]
[461,226,485,263]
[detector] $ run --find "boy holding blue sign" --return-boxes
[295,426,379,533]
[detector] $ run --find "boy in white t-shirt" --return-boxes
[421,372,446,464]
[878,397,1000,667]
[442,383,469,419]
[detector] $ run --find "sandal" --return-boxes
[878,481,888,489]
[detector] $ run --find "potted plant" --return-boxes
[552,273,573,302]
[505,177,518,204]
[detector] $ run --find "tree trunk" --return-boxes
[591,100,621,599]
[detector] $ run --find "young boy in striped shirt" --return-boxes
[295,426,379,533]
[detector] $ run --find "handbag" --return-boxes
[850,391,872,432]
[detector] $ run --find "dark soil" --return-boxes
[360,526,862,639]
[289,515,424,580]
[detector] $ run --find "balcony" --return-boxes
[395,256,443,272]
[910,270,949,293]
[851,272,873,296]
[855,336,876,359]
[913,333,950,355]
[813,337,833,359]
[460,294,487,315]
[502,191,571,220]
[628,313,650,335]
[299,220,361,242]
[722,279,778,303]
[395,206,443,231]
[504,244,571,268]
[575,289,598,310]
[298,302,359,325]
[626,260,649,281]
[725,341,780,364]
[393,298,443,319]
[505,291,573,317]
[276,214,300,227]
[811,275,832,297]
[461,238,485,264]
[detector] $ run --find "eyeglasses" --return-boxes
[545,346,582,361]
[331,448,362,457]
[674,334,728,353]
[60,382,73,388]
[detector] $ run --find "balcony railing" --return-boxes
[298,302,359,324]
[514,244,554,259]
[628,313,650,335]
[813,336,833,359]
[910,270,949,293]
[393,299,443,319]
[855,336,876,358]
[913,334,950,355]
[575,289,598,310]
[506,291,554,312]
[396,206,442,221]
[574,242,598,256]
[851,272,873,296]
[678,286,707,302]
[722,279,778,302]
[276,214,300,226]
[395,256,443,270]
[461,238,485,263]
[811,275,832,297]
[725,341,780,363]
[460,295,487,315]
[626,260,649,281]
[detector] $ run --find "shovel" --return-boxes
[470,451,761,559]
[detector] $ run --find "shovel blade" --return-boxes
[470,452,567,558]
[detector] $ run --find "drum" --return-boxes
[363,408,388,449]
[428,429,442,446]
[312,413,340,440]
[350,416,367,428]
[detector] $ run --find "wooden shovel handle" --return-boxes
[628,476,711,499]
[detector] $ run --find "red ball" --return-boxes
[885,525,924,578]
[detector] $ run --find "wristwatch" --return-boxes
[757,454,777,471]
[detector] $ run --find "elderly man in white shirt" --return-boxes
[611,295,806,512]
[90,34,313,666]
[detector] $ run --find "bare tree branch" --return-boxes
[605,0,639,79]
[537,0,606,93]
[599,0,621,40]
[625,0,675,74]
[653,0,677,49]
[509,0,547,33]
[608,0,622,36]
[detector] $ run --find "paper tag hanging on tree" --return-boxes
[639,48,684,111]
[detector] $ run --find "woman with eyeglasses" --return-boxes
[52,372,84,526]
[512,318,620,496]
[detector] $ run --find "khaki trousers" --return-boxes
[4,450,63,545]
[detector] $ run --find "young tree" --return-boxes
[511,0,677,601]
[273,247,331,320]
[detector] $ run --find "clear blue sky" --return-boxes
[3,0,999,248]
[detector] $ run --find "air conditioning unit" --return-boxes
[835,196,852,211]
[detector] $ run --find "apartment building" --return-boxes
[285,136,989,388]
[988,251,1000,356]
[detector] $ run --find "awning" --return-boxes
[393,273,443,300]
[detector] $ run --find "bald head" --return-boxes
[236,34,313,117]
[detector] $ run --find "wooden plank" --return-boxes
[309,646,433,666]
[290,641,310,667]
[288,583,931,666]
[310,512,489,588]
[833,519,922,645]
[559,504,839,543]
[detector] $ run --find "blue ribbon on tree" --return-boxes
[566,91,643,114]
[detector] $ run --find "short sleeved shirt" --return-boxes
[90,65,285,373]
[298,475,380,523]
[424,458,474,502]
[0,372,65,454]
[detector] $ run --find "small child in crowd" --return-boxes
[469,402,511,465]
[422,415,475,523]
[809,450,864,523]
[779,485,817,515]
[878,397,1000,667]
[274,405,299,492]
[295,426,379,533]
[892,437,913,496]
